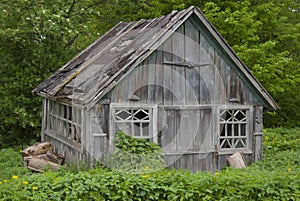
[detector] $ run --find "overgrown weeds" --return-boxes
[0,128,299,200]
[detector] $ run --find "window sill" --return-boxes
[217,150,252,155]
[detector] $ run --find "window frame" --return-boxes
[110,104,158,143]
[46,100,82,145]
[217,105,253,153]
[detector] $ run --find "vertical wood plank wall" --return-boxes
[105,18,264,172]
[55,17,268,172]
[254,106,264,161]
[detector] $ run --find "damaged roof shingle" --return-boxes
[32,7,191,105]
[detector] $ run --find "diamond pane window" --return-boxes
[219,109,248,150]
[114,107,154,140]
[115,109,132,121]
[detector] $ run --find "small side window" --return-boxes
[219,109,249,151]
[112,105,158,143]
[115,108,151,139]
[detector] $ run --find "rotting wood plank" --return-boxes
[162,37,173,105]
[254,106,263,161]
[214,50,222,104]
[189,110,200,151]
[173,25,186,105]
[207,39,215,104]
[184,19,200,63]
[193,109,204,150]
[182,110,192,151]
[147,52,156,103]
[199,33,212,104]
[176,110,196,152]
[161,109,175,152]
[140,60,149,102]
[219,58,227,104]
[225,63,231,101]
[184,20,200,105]
[188,69,200,102]
[171,23,185,105]
[204,108,213,152]
[128,66,138,101]
[154,47,164,104]
[229,70,238,102]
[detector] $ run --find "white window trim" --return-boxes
[217,105,253,153]
[110,104,158,144]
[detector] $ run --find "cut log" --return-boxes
[22,142,65,172]
[227,152,246,168]
[24,157,61,172]
[24,151,65,165]
[46,151,65,165]
[22,142,53,157]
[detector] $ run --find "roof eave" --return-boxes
[85,6,196,108]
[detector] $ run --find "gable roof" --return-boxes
[33,6,279,110]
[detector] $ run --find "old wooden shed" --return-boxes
[33,6,279,172]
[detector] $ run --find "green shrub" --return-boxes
[0,166,299,201]
[107,132,166,173]
[263,127,300,155]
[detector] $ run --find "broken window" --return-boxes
[48,100,82,143]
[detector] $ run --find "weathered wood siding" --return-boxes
[254,106,264,161]
[41,99,87,165]
[110,18,261,106]
[96,18,266,172]
[37,8,275,172]
[160,107,214,171]
[40,18,265,171]
[88,103,110,164]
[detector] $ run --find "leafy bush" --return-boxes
[263,127,300,154]
[107,132,166,173]
[0,165,299,200]
[251,128,300,171]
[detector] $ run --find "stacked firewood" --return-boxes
[22,142,65,172]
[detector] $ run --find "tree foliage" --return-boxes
[0,0,299,146]
[0,0,107,147]
[201,0,300,127]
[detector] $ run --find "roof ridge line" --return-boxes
[87,6,195,106]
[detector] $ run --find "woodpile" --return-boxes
[22,142,65,172]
